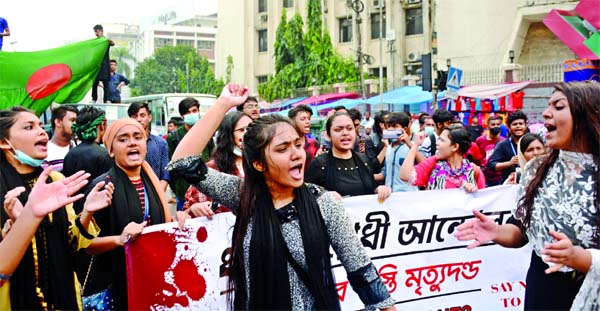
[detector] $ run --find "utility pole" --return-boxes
[427,0,438,111]
[378,1,384,110]
[351,0,366,99]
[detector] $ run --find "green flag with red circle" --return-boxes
[0,37,108,115]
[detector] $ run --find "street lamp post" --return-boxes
[378,1,384,111]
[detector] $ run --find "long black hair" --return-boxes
[372,110,390,138]
[517,82,600,241]
[228,114,339,310]
[213,111,250,174]
[444,125,472,155]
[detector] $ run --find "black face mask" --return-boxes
[490,127,501,135]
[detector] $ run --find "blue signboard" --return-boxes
[445,67,463,99]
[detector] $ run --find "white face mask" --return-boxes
[233,146,243,157]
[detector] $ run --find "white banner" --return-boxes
[127,185,531,310]
[333,185,531,310]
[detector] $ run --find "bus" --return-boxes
[120,93,216,135]
[40,93,216,137]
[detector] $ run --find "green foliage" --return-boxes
[258,1,360,102]
[131,45,224,97]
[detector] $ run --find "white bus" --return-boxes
[120,93,217,135]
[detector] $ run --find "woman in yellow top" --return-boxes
[0,107,113,310]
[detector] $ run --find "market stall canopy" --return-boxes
[456,81,533,100]
[262,96,306,114]
[291,92,361,107]
[365,86,445,106]
[311,98,367,114]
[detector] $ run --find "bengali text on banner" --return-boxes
[125,185,531,310]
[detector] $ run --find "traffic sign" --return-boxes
[446,67,462,92]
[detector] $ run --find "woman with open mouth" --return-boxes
[80,118,172,310]
[0,106,113,310]
[183,111,252,218]
[169,83,397,310]
[455,81,600,310]
[305,111,392,201]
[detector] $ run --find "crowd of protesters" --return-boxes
[0,81,597,310]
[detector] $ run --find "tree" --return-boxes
[130,46,224,96]
[258,1,360,102]
[110,47,135,78]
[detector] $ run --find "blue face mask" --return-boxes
[7,141,45,167]
[424,126,435,136]
[184,113,200,126]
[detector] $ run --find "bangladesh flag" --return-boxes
[0,37,108,115]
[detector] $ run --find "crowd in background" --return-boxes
[0,81,598,310]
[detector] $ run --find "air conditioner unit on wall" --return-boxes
[407,0,421,4]
[260,14,268,22]
[408,52,421,62]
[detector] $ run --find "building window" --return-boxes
[176,39,195,47]
[405,62,422,76]
[258,0,267,13]
[369,67,387,78]
[258,29,268,52]
[197,40,215,50]
[405,8,423,35]
[370,12,386,39]
[257,75,268,84]
[283,0,293,8]
[176,32,195,37]
[339,17,352,43]
[154,38,173,49]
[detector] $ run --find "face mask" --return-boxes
[7,141,44,167]
[490,127,501,136]
[184,113,200,126]
[388,138,398,145]
[233,146,243,157]
[424,126,435,136]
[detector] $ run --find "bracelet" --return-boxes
[75,215,95,240]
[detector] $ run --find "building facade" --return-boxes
[104,13,218,72]
[216,0,578,95]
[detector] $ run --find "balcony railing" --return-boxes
[462,68,504,86]
[462,62,563,85]
[520,63,563,83]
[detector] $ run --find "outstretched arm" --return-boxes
[0,167,89,279]
[171,83,249,162]
[455,210,525,248]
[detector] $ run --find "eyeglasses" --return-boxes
[244,104,260,109]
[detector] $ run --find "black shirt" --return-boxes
[305,153,376,197]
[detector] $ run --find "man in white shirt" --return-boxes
[44,106,77,172]
[361,111,375,135]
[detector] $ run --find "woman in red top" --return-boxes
[184,111,252,217]
[400,125,485,191]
